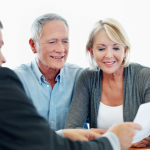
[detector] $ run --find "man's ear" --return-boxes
[88,47,94,58]
[29,38,37,54]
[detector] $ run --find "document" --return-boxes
[132,102,150,143]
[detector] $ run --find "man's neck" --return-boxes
[37,58,60,89]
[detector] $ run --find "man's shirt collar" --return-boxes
[31,57,43,84]
[32,57,63,84]
[55,67,64,83]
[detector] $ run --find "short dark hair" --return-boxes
[0,21,3,29]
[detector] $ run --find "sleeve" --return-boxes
[102,132,121,150]
[0,67,113,150]
[65,70,90,129]
[56,130,64,137]
[72,67,84,93]
[144,87,150,103]
[140,68,150,103]
[144,71,150,103]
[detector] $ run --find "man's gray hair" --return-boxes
[30,13,69,43]
[0,21,3,29]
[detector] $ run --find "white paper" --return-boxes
[132,102,150,143]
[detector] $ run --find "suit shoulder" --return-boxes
[0,67,23,86]
[0,67,16,76]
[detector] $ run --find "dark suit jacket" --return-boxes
[0,67,113,150]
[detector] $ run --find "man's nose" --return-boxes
[2,54,6,64]
[55,42,65,53]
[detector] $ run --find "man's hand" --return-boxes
[63,129,102,141]
[108,122,142,150]
[131,135,150,148]
[90,128,107,135]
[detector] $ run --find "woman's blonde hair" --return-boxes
[86,18,131,70]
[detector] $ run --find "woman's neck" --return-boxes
[102,67,124,87]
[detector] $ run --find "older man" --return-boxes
[0,20,143,150]
[14,13,89,131]
[13,13,87,131]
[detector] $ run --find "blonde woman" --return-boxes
[65,18,150,148]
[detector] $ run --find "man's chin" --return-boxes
[49,63,65,70]
[52,65,64,70]
[52,61,66,69]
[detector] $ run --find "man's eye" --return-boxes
[113,48,120,50]
[63,41,68,43]
[49,41,55,44]
[98,48,105,51]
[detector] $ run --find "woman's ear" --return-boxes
[29,38,37,54]
[124,46,127,56]
[88,48,94,58]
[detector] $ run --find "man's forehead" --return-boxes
[39,21,69,42]
[49,37,69,40]
[42,21,68,33]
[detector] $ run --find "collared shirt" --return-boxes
[14,57,83,131]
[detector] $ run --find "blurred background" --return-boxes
[0,0,150,69]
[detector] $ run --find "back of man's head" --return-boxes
[0,21,3,29]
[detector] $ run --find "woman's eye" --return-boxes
[113,47,120,50]
[98,48,105,51]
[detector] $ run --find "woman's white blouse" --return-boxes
[97,102,124,129]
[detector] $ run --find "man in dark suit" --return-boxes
[0,20,142,150]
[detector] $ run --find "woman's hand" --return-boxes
[131,135,150,148]
[90,128,107,135]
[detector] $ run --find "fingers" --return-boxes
[144,137,150,146]
[130,123,142,130]
[138,144,146,148]
[132,139,150,148]
[132,143,146,148]
[79,137,89,142]
[88,130,102,140]
[63,129,89,141]
[90,128,107,134]
[144,136,150,142]
[141,139,150,145]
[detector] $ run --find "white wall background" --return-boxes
[0,0,150,69]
